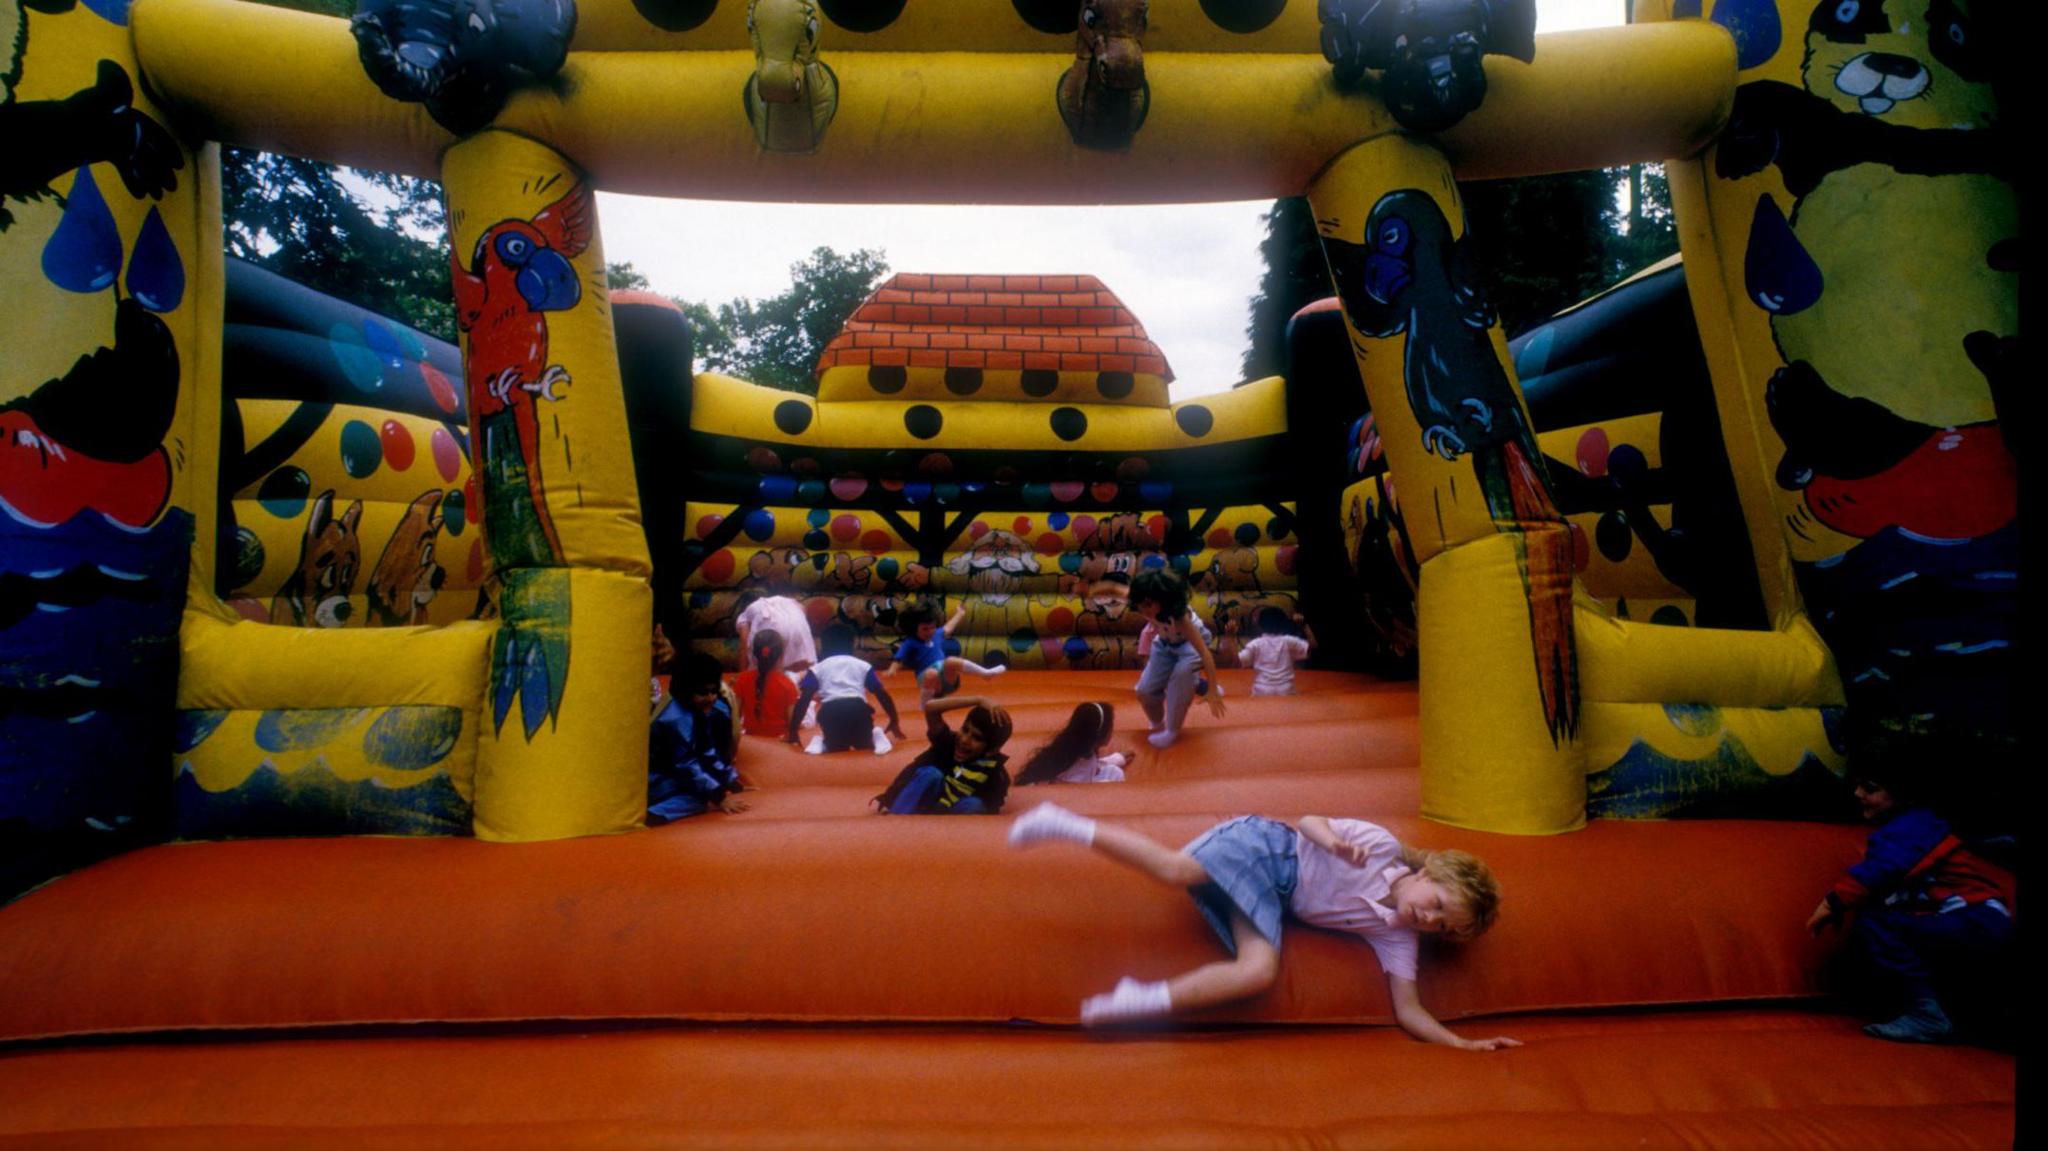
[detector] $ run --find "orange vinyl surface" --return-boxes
[0,673,2017,1147]
[0,1012,2015,1149]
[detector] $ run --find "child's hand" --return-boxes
[1335,839,1371,867]
[1206,689,1227,720]
[1457,1035,1522,1052]
[1806,898,1840,934]
[717,795,750,814]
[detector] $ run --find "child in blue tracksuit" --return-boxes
[1129,570,1225,749]
[647,650,747,824]
[1807,737,2016,1042]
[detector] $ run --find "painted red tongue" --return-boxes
[0,409,172,529]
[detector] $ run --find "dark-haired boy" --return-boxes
[647,649,746,824]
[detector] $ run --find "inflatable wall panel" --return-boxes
[1643,0,2015,739]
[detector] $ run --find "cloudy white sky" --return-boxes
[597,1,1626,400]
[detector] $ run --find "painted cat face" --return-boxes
[1804,0,1994,129]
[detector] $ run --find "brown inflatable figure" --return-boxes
[1057,0,1150,151]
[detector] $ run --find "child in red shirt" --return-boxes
[731,629,801,737]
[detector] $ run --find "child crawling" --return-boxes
[1010,802,1518,1050]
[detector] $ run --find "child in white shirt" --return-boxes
[1235,607,1316,696]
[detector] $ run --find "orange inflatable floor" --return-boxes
[0,672,2019,1147]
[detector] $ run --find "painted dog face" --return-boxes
[270,490,363,628]
[946,529,1040,604]
[365,490,447,627]
[1804,0,1993,128]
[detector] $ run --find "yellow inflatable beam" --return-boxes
[134,0,1733,197]
[570,0,1332,54]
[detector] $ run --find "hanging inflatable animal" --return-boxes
[1056,0,1150,151]
[350,0,578,134]
[1317,0,1537,133]
[743,0,838,153]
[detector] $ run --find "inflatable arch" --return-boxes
[9,0,1933,863]
[0,0,2018,1144]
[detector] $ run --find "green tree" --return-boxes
[1240,198,1333,381]
[222,0,453,339]
[688,246,890,394]
[1240,164,1681,363]
[222,147,454,341]
[607,262,652,291]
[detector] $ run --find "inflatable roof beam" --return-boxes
[1306,134,1842,834]
[131,0,1735,200]
[441,131,653,842]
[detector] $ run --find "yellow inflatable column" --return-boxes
[1305,135,1582,834]
[441,133,652,841]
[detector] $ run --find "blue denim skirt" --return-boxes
[1184,815,1299,957]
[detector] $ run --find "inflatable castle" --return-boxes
[1,1,2016,1145]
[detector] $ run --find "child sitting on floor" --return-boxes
[1233,607,1317,696]
[786,623,907,755]
[1806,731,2017,1043]
[886,602,1006,705]
[1129,570,1225,749]
[1014,702,1128,785]
[873,695,1015,815]
[1009,803,1517,1050]
[647,650,748,824]
[731,628,801,737]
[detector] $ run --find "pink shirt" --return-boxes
[1055,751,1126,783]
[1288,818,1419,981]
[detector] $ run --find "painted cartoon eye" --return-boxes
[495,233,532,263]
[1947,21,1965,44]
[1378,218,1410,254]
[1082,4,1099,29]
[1834,1,1859,22]
[807,15,819,40]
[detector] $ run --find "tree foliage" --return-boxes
[222,148,454,342]
[1242,164,1679,377]
[681,247,891,394]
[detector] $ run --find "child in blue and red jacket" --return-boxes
[1807,740,2017,1043]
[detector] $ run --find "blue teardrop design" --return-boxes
[126,207,186,312]
[1744,194,1822,315]
[42,167,124,294]
[1711,0,1782,71]
[81,0,132,25]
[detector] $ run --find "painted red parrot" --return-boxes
[451,178,592,570]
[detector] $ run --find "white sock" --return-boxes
[957,660,1005,678]
[872,727,893,756]
[805,734,826,755]
[1080,977,1173,1027]
[1008,801,1097,848]
[1147,729,1179,749]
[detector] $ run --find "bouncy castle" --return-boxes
[0,0,2017,1145]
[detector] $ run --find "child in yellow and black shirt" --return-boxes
[874,696,1014,815]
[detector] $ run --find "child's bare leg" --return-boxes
[1148,654,1200,748]
[1164,910,1280,1012]
[1008,804,1208,886]
[1081,909,1277,1025]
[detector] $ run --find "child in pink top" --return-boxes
[1010,803,1516,1050]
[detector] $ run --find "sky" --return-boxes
[596,1,1627,401]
